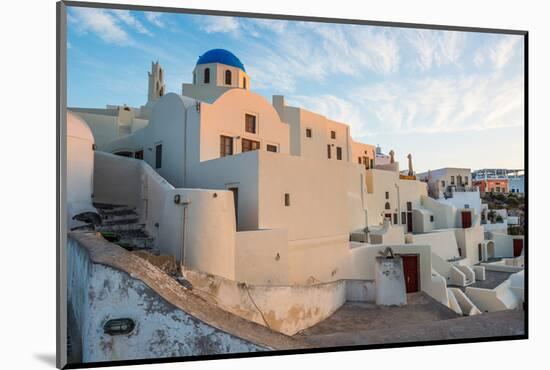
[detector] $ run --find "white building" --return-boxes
[68,49,524,333]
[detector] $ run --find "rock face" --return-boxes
[66,232,306,364]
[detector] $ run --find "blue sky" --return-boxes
[67,6,525,173]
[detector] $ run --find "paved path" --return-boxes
[295,293,524,347]
[297,293,458,337]
[470,270,512,289]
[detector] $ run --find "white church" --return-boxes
[67,49,524,346]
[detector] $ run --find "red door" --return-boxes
[401,255,419,293]
[513,239,523,257]
[461,211,472,228]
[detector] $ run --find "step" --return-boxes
[100,212,140,223]
[96,222,145,232]
[111,229,150,239]
[117,237,155,249]
[98,208,137,218]
[93,202,133,211]
[102,217,140,225]
[116,240,157,252]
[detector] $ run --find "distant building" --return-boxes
[472,168,524,194]
[508,170,525,194]
[417,168,474,199]
[472,168,509,193]
[375,145,391,166]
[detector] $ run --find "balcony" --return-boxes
[443,185,478,199]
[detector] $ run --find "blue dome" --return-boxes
[196,49,245,72]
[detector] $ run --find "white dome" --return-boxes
[67,111,94,142]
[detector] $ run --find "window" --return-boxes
[193,72,196,84]
[370,159,374,168]
[496,187,501,193]
[385,191,389,199]
[134,150,144,160]
[441,180,446,187]
[464,176,469,185]
[155,144,162,169]
[430,215,435,222]
[306,128,312,138]
[331,130,336,139]
[242,138,260,152]
[385,202,391,210]
[407,201,412,212]
[336,147,342,160]
[327,145,331,159]
[204,68,210,83]
[220,135,233,157]
[114,151,133,158]
[103,318,135,336]
[451,176,455,185]
[245,114,256,133]
[266,144,278,153]
[284,193,290,206]
[243,77,247,89]
[393,213,398,225]
[225,70,232,85]
[358,157,362,164]
[401,212,407,224]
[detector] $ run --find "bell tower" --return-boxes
[147,61,165,103]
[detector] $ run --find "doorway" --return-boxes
[406,202,413,233]
[401,255,420,293]
[461,211,472,228]
[478,243,483,262]
[228,187,238,229]
[513,239,523,257]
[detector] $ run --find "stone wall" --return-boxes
[66,232,305,364]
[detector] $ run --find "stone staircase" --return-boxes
[93,203,158,254]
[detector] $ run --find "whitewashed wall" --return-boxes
[67,112,95,228]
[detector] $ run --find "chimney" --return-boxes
[272,95,285,121]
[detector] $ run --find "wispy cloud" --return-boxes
[111,9,151,35]
[197,16,240,35]
[406,29,466,71]
[287,94,367,135]
[490,36,521,69]
[69,8,131,44]
[144,12,165,28]
[352,70,524,135]
[235,20,401,94]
